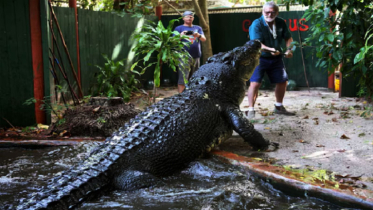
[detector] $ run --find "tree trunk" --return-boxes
[192,0,213,64]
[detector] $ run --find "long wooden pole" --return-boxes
[49,49,79,106]
[48,0,83,98]
[48,57,68,108]
[297,27,310,93]
[69,0,82,98]
[49,20,80,105]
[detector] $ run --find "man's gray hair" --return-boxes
[263,1,279,12]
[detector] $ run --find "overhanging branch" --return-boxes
[191,0,209,29]
[162,0,182,16]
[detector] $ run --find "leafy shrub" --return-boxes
[131,19,192,87]
[91,54,140,102]
[283,0,373,98]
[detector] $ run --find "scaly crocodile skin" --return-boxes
[16,40,272,210]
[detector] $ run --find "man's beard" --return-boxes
[264,16,276,22]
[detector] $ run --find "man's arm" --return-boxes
[193,27,206,42]
[284,37,294,58]
[259,43,283,56]
[197,34,206,42]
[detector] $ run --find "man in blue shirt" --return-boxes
[247,1,295,119]
[174,11,206,93]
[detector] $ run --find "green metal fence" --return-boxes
[53,8,157,96]
[0,0,35,127]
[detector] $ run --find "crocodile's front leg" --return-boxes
[223,105,278,150]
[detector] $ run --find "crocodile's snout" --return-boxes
[246,39,261,50]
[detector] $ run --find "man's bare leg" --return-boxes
[248,82,262,107]
[274,81,287,104]
[246,82,261,118]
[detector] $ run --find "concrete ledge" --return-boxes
[212,150,373,210]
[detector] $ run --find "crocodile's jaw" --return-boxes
[240,51,260,81]
[237,49,260,82]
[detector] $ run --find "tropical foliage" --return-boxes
[283,0,373,98]
[91,54,140,102]
[116,0,155,17]
[131,19,192,88]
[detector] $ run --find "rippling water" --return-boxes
[0,143,353,210]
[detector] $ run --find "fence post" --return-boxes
[69,0,82,97]
[30,0,46,124]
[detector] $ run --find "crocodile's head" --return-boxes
[234,40,261,81]
[205,39,261,81]
[189,40,261,104]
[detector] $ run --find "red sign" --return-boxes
[242,18,309,32]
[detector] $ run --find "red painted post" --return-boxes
[69,0,82,97]
[69,0,76,8]
[328,10,336,91]
[155,5,162,21]
[328,73,335,90]
[29,0,46,124]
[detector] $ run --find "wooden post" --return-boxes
[328,73,335,90]
[155,5,162,20]
[328,10,336,91]
[69,0,82,97]
[29,0,46,124]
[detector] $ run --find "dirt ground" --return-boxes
[241,88,373,189]
[153,87,373,192]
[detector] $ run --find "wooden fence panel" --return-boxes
[0,0,35,127]
[78,10,157,95]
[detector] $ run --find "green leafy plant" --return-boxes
[22,126,36,133]
[282,0,373,98]
[24,96,68,119]
[131,19,192,102]
[117,0,154,18]
[360,105,373,118]
[96,117,107,124]
[92,54,141,102]
[56,118,66,126]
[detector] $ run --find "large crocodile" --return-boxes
[16,39,277,210]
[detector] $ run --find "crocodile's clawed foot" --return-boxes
[253,141,279,152]
[263,142,279,152]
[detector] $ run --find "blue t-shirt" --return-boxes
[249,16,291,57]
[174,25,204,58]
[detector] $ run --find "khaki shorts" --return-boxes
[178,57,200,85]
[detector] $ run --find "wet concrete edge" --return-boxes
[212,150,373,210]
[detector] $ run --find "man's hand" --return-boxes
[284,50,293,58]
[180,31,187,36]
[270,49,281,56]
[192,31,201,38]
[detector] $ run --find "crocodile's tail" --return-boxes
[16,144,116,210]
